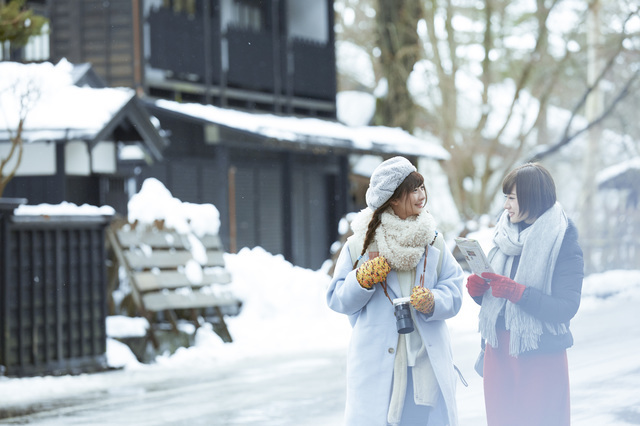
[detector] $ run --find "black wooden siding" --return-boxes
[0,208,110,377]
[145,0,336,117]
[148,5,219,82]
[226,26,276,93]
[234,162,284,257]
[291,165,332,269]
[47,0,135,88]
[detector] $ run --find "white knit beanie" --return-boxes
[365,157,417,210]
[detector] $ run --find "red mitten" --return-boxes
[466,274,490,297]
[356,256,391,289]
[410,286,435,315]
[482,273,526,303]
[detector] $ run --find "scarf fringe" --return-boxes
[479,203,569,357]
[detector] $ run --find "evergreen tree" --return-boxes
[0,0,48,55]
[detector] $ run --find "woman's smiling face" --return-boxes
[391,184,426,219]
[504,185,534,224]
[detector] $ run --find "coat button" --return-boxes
[388,348,395,354]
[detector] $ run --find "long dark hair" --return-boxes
[353,171,425,268]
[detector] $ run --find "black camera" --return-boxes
[393,297,414,334]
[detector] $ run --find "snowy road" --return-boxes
[1,288,639,425]
[0,351,347,425]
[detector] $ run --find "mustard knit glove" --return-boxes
[356,256,391,289]
[410,286,435,315]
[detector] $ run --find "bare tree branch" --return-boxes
[529,67,640,162]
[0,77,40,197]
[529,9,639,162]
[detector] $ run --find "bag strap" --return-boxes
[431,231,444,278]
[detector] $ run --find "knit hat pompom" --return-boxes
[365,157,417,210]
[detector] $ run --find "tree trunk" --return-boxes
[373,0,422,132]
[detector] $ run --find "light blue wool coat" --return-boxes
[327,240,464,426]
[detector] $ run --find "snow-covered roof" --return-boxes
[152,99,450,160]
[0,60,167,159]
[596,157,640,190]
[0,60,132,141]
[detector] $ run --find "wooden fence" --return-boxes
[0,199,112,377]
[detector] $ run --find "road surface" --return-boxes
[1,292,639,425]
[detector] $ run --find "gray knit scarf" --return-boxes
[479,202,569,357]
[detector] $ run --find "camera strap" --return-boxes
[418,246,428,288]
[417,229,440,288]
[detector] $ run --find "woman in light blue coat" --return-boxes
[327,157,464,426]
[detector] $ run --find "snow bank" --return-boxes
[14,201,115,216]
[127,177,220,237]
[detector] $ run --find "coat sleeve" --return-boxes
[419,242,465,322]
[326,242,376,317]
[517,221,584,323]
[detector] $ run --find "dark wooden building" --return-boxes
[38,0,336,118]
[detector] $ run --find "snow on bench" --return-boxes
[107,221,241,345]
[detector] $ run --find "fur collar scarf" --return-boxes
[351,207,437,271]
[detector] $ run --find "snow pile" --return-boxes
[107,316,149,339]
[14,201,115,216]
[127,177,220,237]
[223,247,351,354]
[106,339,143,370]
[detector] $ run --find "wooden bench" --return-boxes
[106,221,242,346]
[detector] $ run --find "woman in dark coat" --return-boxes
[466,163,584,426]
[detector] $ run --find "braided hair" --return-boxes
[353,171,426,268]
